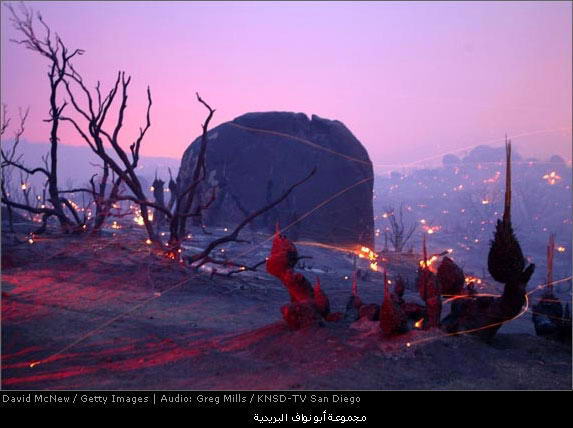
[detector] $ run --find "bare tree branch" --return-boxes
[187,167,317,264]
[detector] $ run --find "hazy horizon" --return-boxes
[1,1,571,170]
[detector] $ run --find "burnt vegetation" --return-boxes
[1,3,570,358]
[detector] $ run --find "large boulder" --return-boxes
[177,112,374,248]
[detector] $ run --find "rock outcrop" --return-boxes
[177,112,374,248]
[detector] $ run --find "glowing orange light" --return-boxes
[145,239,152,245]
[414,318,424,328]
[419,255,438,270]
[133,210,153,226]
[483,171,501,184]
[481,200,490,205]
[357,246,379,271]
[21,183,28,190]
[542,171,561,185]
[556,246,566,253]
[464,275,483,285]
[422,225,441,235]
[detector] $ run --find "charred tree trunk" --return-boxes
[152,176,166,231]
[380,268,408,335]
[267,224,332,329]
[531,233,570,343]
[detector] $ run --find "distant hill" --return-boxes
[1,140,180,189]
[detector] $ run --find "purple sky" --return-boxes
[1,1,571,171]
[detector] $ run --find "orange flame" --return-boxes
[419,255,438,270]
[357,246,379,271]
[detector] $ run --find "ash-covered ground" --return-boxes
[2,222,571,390]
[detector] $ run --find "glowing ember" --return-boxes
[483,171,501,184]
[145,239,152,245]
[556,246,566,253]
[358,246,379,271]
[414,318,424,328]
[419,255,438,269]
[542,171,561,185]
[20,183,28,190]
[133,210,153,225]
[28,238,34,244]
[481,199,490,205]
[422,225,441,235]
[464,275,482,285]
[111,221,121,229]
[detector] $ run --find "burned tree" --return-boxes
[442,138,535,340]
[531,233,571,343]
[60,66,158,242]
[0,105,66,234]
[3,4,85,232]
[383,203,417,253]
[266,223,334,329]
[168,94,216,248]
[416,233,442,329]
[380,268,407,335]
[151,174,167,231]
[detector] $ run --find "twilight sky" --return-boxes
[1,1,571,172]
